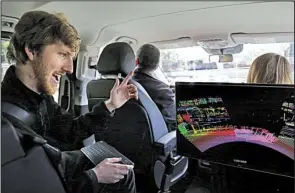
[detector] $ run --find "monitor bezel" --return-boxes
[175,81,294,178]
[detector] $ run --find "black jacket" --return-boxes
[2,66,114,151]
[133,69,177,131]
[1,65,114,193]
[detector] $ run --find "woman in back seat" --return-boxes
[247,53,293,84]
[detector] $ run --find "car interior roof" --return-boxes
[2,1,294,50]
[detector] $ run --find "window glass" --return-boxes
[159,43,294,85]
[1,38,11,80]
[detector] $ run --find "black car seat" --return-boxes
[86,42,188,192]
[1,113,67,193]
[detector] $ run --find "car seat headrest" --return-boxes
[97,42,136,76]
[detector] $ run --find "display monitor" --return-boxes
[176,82,294,178]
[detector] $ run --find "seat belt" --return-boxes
[1,102,36,127]
[1,102,60,157]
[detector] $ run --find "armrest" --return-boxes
[154,130,176,157]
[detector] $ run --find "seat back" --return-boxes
[95,100,156,172]
[86,43,170,171]
[87,43,189,192]
[1,116,67,193]
[129,79,169,141]
[87,42,136,111]
[87,79,115,111]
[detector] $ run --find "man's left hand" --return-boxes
[105,71,138,112]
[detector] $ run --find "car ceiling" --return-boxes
[2,1,294,50]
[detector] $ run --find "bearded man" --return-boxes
[1,10,138,193]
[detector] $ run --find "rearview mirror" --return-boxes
[209,54,233,63]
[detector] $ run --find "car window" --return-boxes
[1,38,60,102]
[159,43,294,85]
[1,38,11,80]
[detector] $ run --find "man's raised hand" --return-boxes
[105,71,138,112]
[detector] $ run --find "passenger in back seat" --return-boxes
[247,53,293,84]
[133,44,177,131]
[2,10,138,193]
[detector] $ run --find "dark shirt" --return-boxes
[1,65,114,193]
[133,69,177,131]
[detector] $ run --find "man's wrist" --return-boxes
[104,99,116,113]
[91,168,101,182]
[86,169,101,192]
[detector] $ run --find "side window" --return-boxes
[1,38,11,80]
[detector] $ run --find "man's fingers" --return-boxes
[105,157,122,163]
[129,93,138,100]
[127,84,137,91]
[114,175,125,180]
[112,78,120,90]
[127,84,138,100]
[126,165,134,169]
[112,179,121,183]
[128,87,137,94]
[112,163,134,170]
[120,71,134,86]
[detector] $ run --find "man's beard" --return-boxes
[31,56,57,96]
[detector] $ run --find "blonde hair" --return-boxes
[247,53,293,84]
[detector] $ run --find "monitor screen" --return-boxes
[176,82,294,178]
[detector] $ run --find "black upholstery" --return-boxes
[129,79,168,141]
[1,116,67,193]
[1,116,25,165]
[86,42,188,192]
[87,42,137,107]
[96,42,136,76]
[87,79,115,110]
